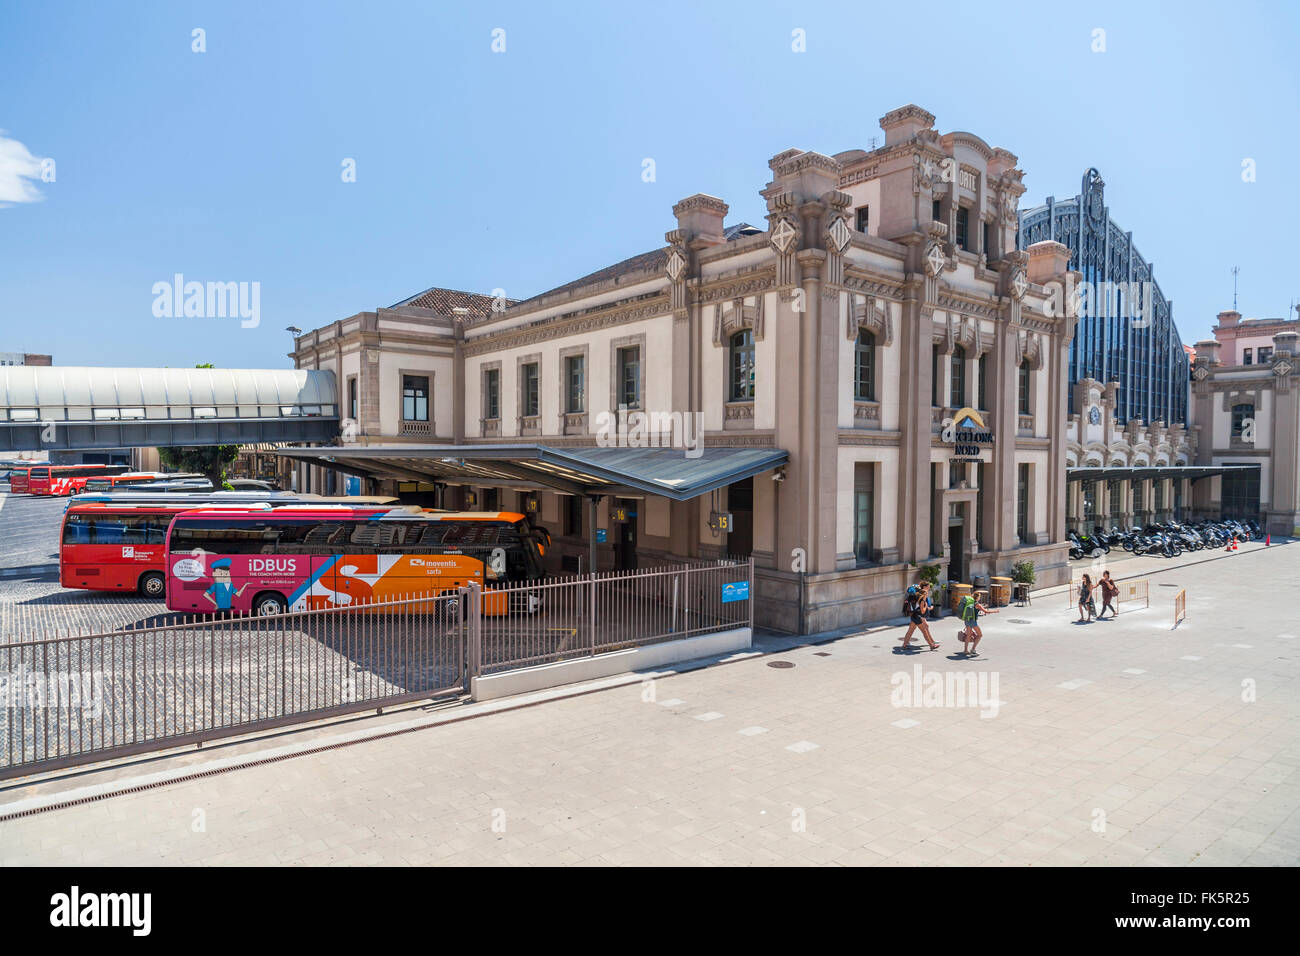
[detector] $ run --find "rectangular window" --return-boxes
[1016,463,1029,543]
[618,346,641,408]
[565,355,585,414]
[1109,480,1121,518]
[950,348,966,409]
[1243,348,1253,365]
[977,354,987,410]
[401,375,429,422]
[1258,347,1273,363]
[1231,403,1254,437]
[853,463,873,566]
[348,377,357,420]
[481,488,499,512]
[949,460,965,489]
[932,198,941,223]
[983,221,991,257]
[521,363,539,417]
[855,206,870,233]
[955,206,970,251]
[483,368,500,420]
[1018,362,1031,415]
[931,347,941,407]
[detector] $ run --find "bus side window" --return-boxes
[63,515,89,544]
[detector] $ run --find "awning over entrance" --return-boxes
[273,443,789,503]
[1066,464,1261,483]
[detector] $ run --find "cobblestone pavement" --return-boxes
[0,492,65,571]
[2,539,1297,866]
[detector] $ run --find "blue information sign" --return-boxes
[722,581,750,603]
[595,529,607,543]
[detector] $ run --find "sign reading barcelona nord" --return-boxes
[942,407,995,461]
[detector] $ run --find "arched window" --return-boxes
[729,329,755,402]
[854,330,875,402]
[950,345,966,408]
[1231,403,1255,438]
[1017,360,1031,415]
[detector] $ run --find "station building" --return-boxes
[1020,169,1200,533]
[288,105,1078,632]
[1189,308,1300,535]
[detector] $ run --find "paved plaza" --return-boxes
[1,535,1296,866]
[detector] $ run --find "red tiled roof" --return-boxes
[390,287,515,317]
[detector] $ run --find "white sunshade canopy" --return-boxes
[0,366,337,421]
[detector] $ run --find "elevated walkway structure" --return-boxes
[0,366,338,452]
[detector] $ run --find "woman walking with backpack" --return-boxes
[901,581,939,651]
[1097,571,1119,619]
[960,590,998,657]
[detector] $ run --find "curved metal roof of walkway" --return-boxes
[275,443,788,502]
[0,366,338,451]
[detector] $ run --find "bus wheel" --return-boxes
[138,571,166,599]
[253,592,288,617]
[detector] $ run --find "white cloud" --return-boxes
[0,132,47,206]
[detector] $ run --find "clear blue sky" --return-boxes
[1,0,1297,368]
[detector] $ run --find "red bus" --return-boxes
[80,472,203,493]
[61,502,277,598]
[163,507,546,616]
[6,463,45,494]
[27,464,129,496]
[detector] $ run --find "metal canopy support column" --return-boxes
[587,494,602,577]
[587,494,603,657]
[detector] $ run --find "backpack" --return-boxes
[903,584,920,616]
[958,595,977,622]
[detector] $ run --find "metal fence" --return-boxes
[1,558,751,779]
[478,559,753,674]
[1067,576,1149,610]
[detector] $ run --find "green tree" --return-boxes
[155,363,239,489]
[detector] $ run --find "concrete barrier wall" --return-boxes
[470,627,752,701]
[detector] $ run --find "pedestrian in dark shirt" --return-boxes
[1098,571,1119,619]
[1077,573,1096,623]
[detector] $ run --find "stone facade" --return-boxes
[1189,309,1300,536]
[292,105,1078,632]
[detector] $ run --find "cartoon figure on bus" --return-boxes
[203,558,249,611]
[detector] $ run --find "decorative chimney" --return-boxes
[1026,240,1071,285]
[1217,309,1241,328]
[1194,339,1221,366]
[878,104,936,146]
[671,194,729,248]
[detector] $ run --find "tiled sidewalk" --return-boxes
[1,541,1297,865]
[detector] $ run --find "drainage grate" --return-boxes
[1008,619,1033,624]
[767,660,796,669]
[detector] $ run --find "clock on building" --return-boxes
[1089,406,1101,425]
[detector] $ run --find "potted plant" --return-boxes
[1010,561,1035,604]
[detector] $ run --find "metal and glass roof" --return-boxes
[275,444,788,502]
[1066,464,1260,483]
